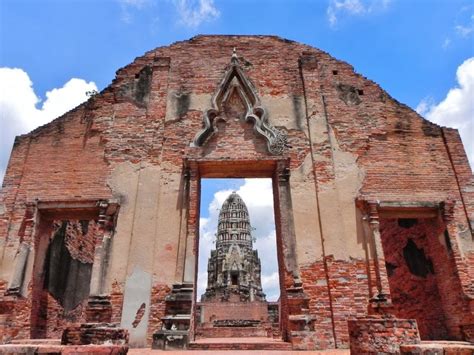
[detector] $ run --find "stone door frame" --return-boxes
[184,157,297,341]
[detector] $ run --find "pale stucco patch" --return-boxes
[165,92,212,122]
[291,153,324,264]
[121,266,152,347]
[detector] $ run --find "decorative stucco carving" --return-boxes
[193,49,287,155]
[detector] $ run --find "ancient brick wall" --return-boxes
[0,35,472,349]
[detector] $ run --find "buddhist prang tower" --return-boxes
[202,192,265,302]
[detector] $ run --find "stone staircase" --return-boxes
[192,318,289,350]
[195,325,269,338]
[188,336,292,350]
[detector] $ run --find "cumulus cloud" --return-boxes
[173,0,220,27]
[416,57,474,168]
[197,179,280,301]
[327,0,391,28]
[0,67,97,184]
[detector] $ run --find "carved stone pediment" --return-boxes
[193,50,287,155]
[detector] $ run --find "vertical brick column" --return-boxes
[6,203,36,296]
[442,200,474,340]
[174,167,191,284]
[367,202,392,312]
[86,201,118,323]
[185,163,199,341]
[274,161,300,287]
[184,164,200,285]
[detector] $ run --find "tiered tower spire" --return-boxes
[202,192,265,302]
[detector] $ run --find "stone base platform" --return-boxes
[400,341,474,354]
[195,326,269,338]
[62,323,128,345]
[0,344,128,354]
[188,336,292,350]
[198,301,269,324]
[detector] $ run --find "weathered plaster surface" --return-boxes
[106,162,141,291]
[291,154,323,264]
[322,127,365,259]
[120,266,152,347]
[152,166,185,285]
[261,95,305,131]
[165,92,212,122]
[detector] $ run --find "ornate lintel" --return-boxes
[193,49,288,155]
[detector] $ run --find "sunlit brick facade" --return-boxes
[0,35,473,352]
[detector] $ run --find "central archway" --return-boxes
[184,158,298,343]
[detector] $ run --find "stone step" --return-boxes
[400,340,474,354]
[9,338,61,345]
[0,344,128,354]
[189,336,292,350]
[195,326,270,338]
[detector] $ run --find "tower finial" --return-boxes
[231,47,238,64]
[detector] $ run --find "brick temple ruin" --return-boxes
[0,35,473,353]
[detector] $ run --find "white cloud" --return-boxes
[261,272,280,301]
[327,0,391,28]
[117,0,151,24]
[197,179,280,301]
[456,23,473,37]
[0,67,97,184]
[173,0,220,28]
[119,0,150,8]
[116,0,219,27]
[416,57,474,168]
[442,38,451,50]
[455,11,474,38]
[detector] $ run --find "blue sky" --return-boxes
[0,0,473,299]
[1,1,473,176]
[1,1,473,103]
